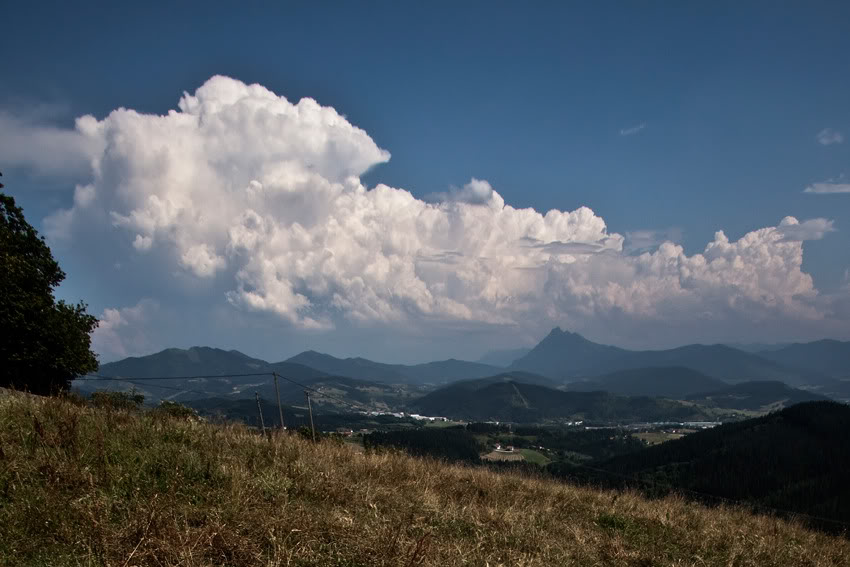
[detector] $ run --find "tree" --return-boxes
[0,173,98,395]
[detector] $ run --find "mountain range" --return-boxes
[85,347,410,410]
[756,339,850,378]
[96,346,275,378]
[285,351,502,385]
[407,374,713,423]
[81,328,850,416]
[509,328,825,384]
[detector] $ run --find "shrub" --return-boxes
[154,400,200,420]
[89,389,144,410]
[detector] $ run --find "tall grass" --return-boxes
[1,390,847,566]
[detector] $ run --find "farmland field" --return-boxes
[519,448,551,465]
[481,450,524,462]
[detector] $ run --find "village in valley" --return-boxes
[326,409,721,467]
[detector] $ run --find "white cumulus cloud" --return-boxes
[427,178,497,205]
[91,299,159,361]
[3,75,847,351]
[816,128,844,146]
[775,217,835,241]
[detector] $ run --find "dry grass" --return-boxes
[1,391,848,567]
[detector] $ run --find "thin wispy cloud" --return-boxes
[804,174,850,194]
[625,227,683,252]
[776,217,835,241]
[0,112,101,177]
[619,122,646,136]
[519,236,615,256]
[816,128,844,146]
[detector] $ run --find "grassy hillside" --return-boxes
[1,392,848,566]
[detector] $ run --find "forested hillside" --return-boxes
[758,340,850,378]
[567,366,728,398]
[551,401,850,531]
[410,377,712,422]
[686,380,830,410]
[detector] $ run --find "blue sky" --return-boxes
[2,2,850,362]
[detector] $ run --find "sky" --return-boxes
[2,1,850,363]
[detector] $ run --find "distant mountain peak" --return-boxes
[544,326,579,339]
[299,349,327,357]
[510,328,627,379]
[539,327,605,345]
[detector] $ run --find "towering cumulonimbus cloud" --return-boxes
[23,75,839,346]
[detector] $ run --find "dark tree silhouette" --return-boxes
[1,174,98,394]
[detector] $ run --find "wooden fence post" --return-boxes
[255,392,266,437]
[305,390,316,442]
[273,372,286,431]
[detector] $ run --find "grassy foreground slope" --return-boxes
[1,393,848,567]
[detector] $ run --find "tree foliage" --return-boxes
[0,179,98,395]
[90,389,145,410]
